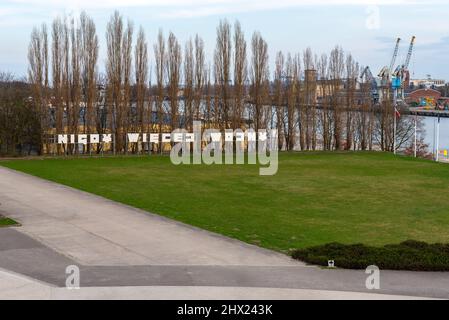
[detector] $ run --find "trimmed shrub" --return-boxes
[291,241,449,271]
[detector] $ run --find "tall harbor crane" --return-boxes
[360,66,379,103]
[390,37,402,76]
[393,36,416,101]
[404,36,416,71]
[378,37,401,103]
[378,37,401,83]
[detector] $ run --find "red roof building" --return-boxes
[407,88,441,107]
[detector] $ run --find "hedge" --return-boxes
[291,240,449,271]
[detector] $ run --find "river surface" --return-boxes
[422,116,449,154]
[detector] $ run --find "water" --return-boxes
[422,116,449,154]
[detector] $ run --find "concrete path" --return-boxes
[0,166,296,267]
[1,227,448,298]
[0,166,448,299]
[0,227,449,298]
[0,268,430,300]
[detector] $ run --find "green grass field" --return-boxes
[2,152,449,253]
[0,217,18,227]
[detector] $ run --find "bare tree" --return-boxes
[28,23,49,155]
[329,46,345,150]
[204,64,212,128]
[80,12,99,141]
[283,53,297,151]
[233,20,247,129]
[317,53,333,150]
[69,17,82,153]
[106,11,133,153]
[51,17,64,154]
[193,34,205,122]
[250,31,269,132]
[214,19,231,129]
[357,66,369,150]
[61,17,70,146]
[166,32,182,131]
[184,38,194,130]
[135,26,148,148]
[154,29,165,148]
[274,51,285,149]
[303,47,317,150]
[292,54,301,151]
[345,54,358,150]
[122,19,133,152]
[106,11,123,153]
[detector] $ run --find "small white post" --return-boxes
[393,106,397,155]
[436,116,440,162]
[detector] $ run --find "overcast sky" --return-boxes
[1,0,449,80]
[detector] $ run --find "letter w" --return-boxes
[127,133,140,143]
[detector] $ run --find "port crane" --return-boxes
[377,37,401,103]
[404,36,416,71]
[360,66,379,103]
[378,37,401,84]
[393,36,416,101]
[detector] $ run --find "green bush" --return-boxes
[291,241,449,271]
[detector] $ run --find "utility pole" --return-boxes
[436,116,440,162]
[414,114,417,158]
[393,104,397,155]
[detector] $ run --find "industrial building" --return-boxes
[409,78,447,88]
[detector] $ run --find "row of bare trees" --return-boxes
[21,10,417,155]
[27,13,99,154]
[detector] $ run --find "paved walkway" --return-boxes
[0,166,448,299]
[0,166,296,267]
[0,268,428,300]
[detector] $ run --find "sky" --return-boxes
[1,0,449,81]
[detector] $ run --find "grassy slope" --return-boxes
[2,152,449,253]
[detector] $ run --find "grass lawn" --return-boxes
[0,216,18,227]
[1,152,449,253]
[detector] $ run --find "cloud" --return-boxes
[4,0,443,7]
[3,0,447,20]
[1,0,447,25]
[417,36,449,54]
[374,35,449,54]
